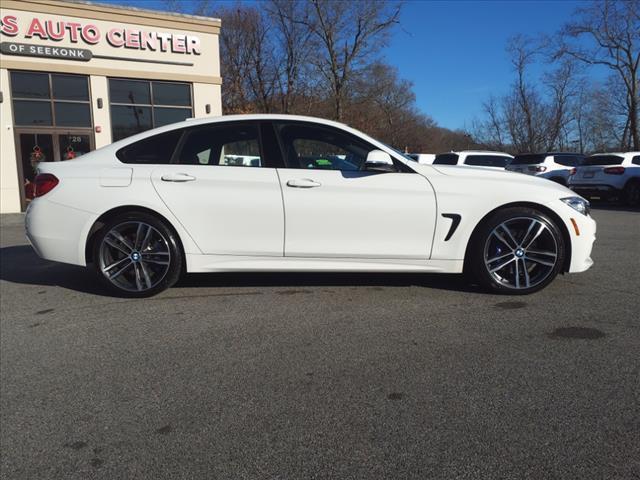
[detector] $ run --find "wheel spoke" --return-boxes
[514,258,520,288]
[500,223,519,248]
[490,256,516,273]
[141,257,170,266]
[133,263,144,291]
[521,258,530,288]
[523,223,547,250]
[526,249,557,258]
[487,252,513,264]
[108,260,133,280]
[102,256,129,273]
[493,230,515,249]
[520,219,539,247]
[134,223,146,250]
[110,231,134,252]
[140,225,153,251]
[524,255,555,267]
[105,235,131,256]
[139,262,153,289]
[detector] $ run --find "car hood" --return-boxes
[410,163,578,198]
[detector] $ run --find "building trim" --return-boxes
[1,60,223,85]
[2,0,221,35]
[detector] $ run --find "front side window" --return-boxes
[276,123,374,171]
[109,79,193,141]
[433,153,459,165]
[464,155,510,167]
[10,71,91,127]
[177,123,262,167]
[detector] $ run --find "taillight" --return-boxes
[569,168,576,176]
[534,166,547,173]
[33,174,59,197]
[603,166,625,175]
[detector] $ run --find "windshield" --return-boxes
[582,155,624,166]
[511,154,547,165]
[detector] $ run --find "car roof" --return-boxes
[448,150,513,157]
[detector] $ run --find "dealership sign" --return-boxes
[0,14,201,55]
[1,41,92,61]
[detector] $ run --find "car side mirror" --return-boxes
[365,149,396,172]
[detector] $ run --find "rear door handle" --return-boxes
[161,173,196,182]
[286,178,321,188]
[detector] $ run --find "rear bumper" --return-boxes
[569,184,621,198]
[25,199,97,266]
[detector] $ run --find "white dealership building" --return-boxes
[0,0,221,212]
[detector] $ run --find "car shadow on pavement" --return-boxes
[1,244,481,296]
[0,245,107,296]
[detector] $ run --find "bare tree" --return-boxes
[298,0,401,121]
[555,0,640,150]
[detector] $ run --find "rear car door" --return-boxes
[150,122,284,256]
[271,121,437,259]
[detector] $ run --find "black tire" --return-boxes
[91,212,183,297]
[468,207,565,295]
[623,181,640,207]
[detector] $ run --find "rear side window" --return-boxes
[511,154,547,165]
[632,156,640,165]
[464,155,510,167]
[177,123,262,167]
[554,155,584,166]
[433,153,459,165]
[116,130,182,164]
[583,155,624,166]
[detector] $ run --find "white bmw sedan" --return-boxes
[25,114,596,297]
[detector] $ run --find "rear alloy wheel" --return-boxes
[93,213,183,297]
[470,208,565,294]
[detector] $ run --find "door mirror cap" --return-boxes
[365,149,395,172]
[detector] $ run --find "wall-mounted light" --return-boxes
[205,104,211,114]
[97,98,103,109]
[0,91,3,103]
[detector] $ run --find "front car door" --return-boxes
[150,122,284,256]
[271,121,437,259]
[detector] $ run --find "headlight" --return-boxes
[561,197,590,216]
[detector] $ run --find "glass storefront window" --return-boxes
[109,79,151,104]
[11,72,50,99]
[152,82,191,106]
[52,74,89,101]
[109,78,193,141]
[10,72,91,127]
[54,102,92,127]
[12,100,53,126]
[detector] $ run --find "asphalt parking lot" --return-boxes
[1,206,639,480]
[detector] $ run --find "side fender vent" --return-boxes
[442,214,461,241]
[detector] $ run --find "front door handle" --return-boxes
[161,173,196,182]
[286,178,321,188]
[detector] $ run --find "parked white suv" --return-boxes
[506,152,585,185]
[568,152,640,206]
[432,151,513,170]
[408,153,436,164]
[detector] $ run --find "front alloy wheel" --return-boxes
[470,208,565,294]
[93,213,182,297]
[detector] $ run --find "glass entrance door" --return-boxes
[15,129,94,209]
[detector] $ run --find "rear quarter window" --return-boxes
[464,155,510,167]
[116,130,182,164]
[433,153,459,165]
[632,155,640,165]
[554,155,581,167]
